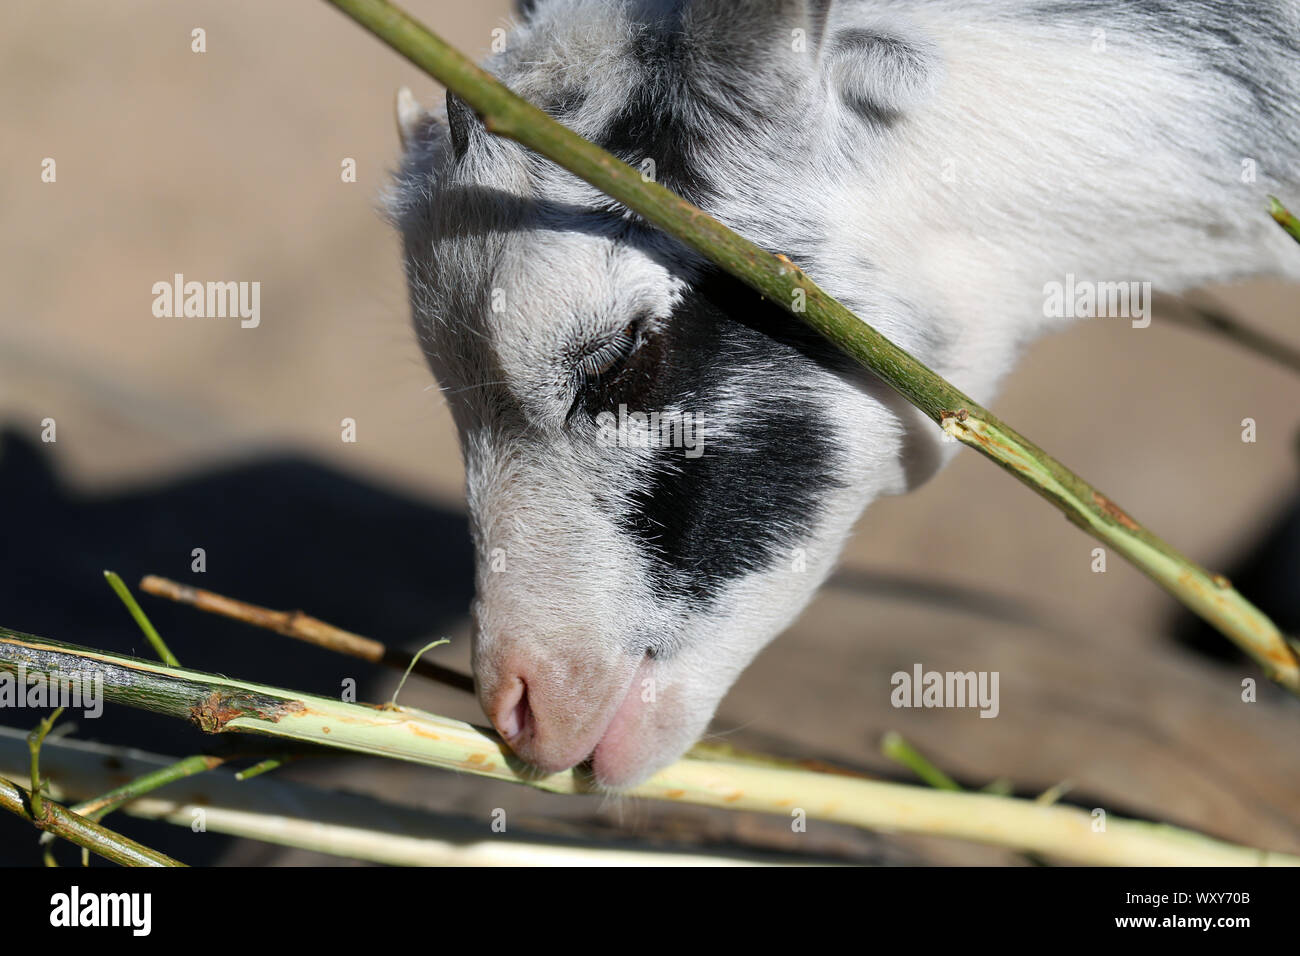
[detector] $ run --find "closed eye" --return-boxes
[574,318,643,387]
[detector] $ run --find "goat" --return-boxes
[387,0,1300,787]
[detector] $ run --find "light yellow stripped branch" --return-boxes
[2,630,1292,866]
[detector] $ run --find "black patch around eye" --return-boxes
[575,322,637,383]
[610,268,849,608]
[572,319,665,420]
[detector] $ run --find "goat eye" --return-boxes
[575,321,639,384]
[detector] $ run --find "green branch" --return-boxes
[27,707,64,821]
[880,731,962,792]
[104,570,179,667]
[1270,197,1300,244]
[37,753,225,856]
[71,754,224,821]
[0,776,185,867]
[321,0,1300,693]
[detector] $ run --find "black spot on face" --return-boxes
[597,33,713,205]
[586,267,850,608]
[595,14,792,208]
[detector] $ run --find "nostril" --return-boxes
[493,678,531,742]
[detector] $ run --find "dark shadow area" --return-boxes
[0,428,474,865]
[824,568,1053,630]
[1170,487,1300,668]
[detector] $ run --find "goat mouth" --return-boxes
[586,654,657,786]
[494,653,657,779]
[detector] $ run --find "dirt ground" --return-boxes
[2,0,1298,865]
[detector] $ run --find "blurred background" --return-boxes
[1,0,1297,865]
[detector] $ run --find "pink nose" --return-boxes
[480,655,624,774]
[490,676,532,743]
[483,667,587,773]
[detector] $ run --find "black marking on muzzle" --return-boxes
[607,268,849,605]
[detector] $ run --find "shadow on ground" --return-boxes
[0,429,474,865]
[1170,486,1300,664]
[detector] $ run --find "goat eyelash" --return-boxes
[573,318,643,387]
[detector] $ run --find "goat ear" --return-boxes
[394,87,432,151]
[445,89,479,160]
[394,87,479,160]
[826,22,942,116]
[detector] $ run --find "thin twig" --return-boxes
[235,757,300,781]
[320,0,1300,694]
[880,732,961,792]
[38,753,227,847]
[28,706,201,861]
[76,755,224,821]
[1270,196,1300,244]
[27,707,64,821]
[387,638,449,708]
[0,775,185,867]
[139,575,474,693]
[105,570,179,666]
[880,732,1056,865]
